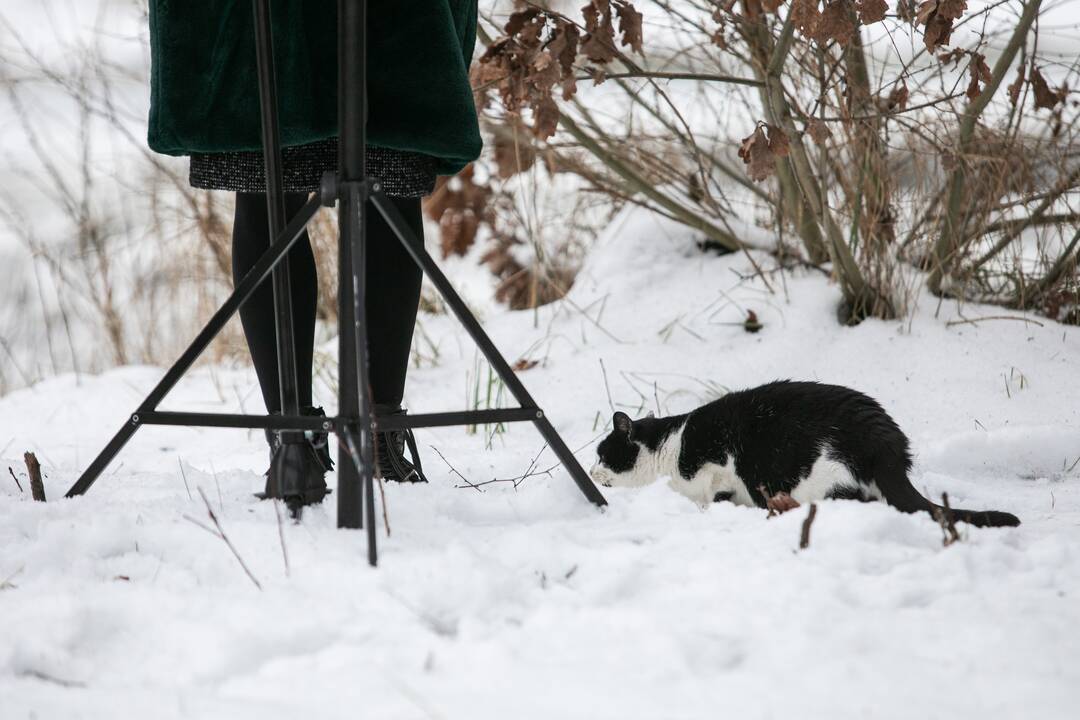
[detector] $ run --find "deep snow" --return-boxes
[2,205,1079,719]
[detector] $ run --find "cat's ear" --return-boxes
[646,411,656,419]
[613,411,633,437]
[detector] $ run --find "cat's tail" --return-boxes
[878,471,1020,528]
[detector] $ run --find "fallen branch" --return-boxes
[430,444,479,490]
[437,443,552,492]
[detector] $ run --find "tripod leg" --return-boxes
[336,183,373,534]
[369,191,607,508]
[336,0,377,558]
[64,199,322,498]
[65,417,139,497]
[253,0,309,514]
[335,426,378,566]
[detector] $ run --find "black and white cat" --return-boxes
[590,380,1020,528]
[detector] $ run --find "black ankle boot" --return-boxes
[263,406,334,473]
[257,406,333,516]
[374,404,428,483]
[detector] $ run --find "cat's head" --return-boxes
[590,411,656,488]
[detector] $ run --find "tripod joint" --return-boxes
[321,171,385,208]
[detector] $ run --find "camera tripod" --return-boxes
[65,0,606,566]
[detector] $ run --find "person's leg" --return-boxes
[232,192,318,413]
[365,196,427,482]
[366,196,424,407]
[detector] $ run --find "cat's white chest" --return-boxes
[651,427,755,508]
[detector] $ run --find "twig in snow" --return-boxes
[431,444,483,492]
[273,499,290,578]
[176,457,193,501]
[493,444,552,489]
[933,493,961,547]
[442,443,552,492]
[183,487,262,590]
[8,466,23,493]
[799,504,818,550]
[24,452,45,501]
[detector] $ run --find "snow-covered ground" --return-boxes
[2,206,1079,719]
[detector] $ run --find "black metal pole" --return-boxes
[337,0,377,565]
[253,0,301,420]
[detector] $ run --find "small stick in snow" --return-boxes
[183,487,262,590]
[273,499,290,578]
[176,457,193,501]
[23,452,45,502]
[934,493,961,547]
[799,503,818,549]
[8,466,23,493]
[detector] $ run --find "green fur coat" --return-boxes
[147,0,481,176]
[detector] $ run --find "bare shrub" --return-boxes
[458,0,1078,324]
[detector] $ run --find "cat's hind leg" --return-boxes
[789,451,860,504]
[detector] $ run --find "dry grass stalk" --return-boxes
[183,487,263,590]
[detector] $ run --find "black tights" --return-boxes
[232,192,424,413]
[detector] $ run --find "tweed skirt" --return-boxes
[189,137,437,197]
